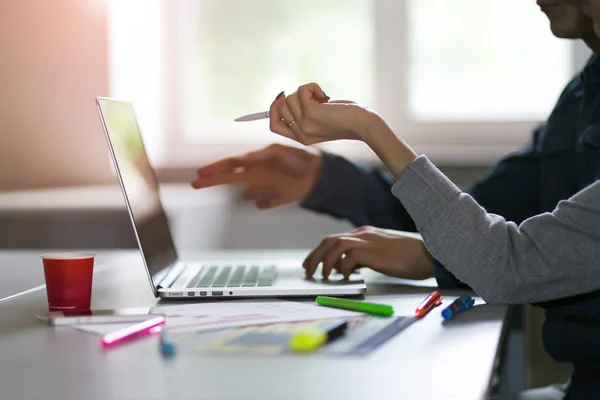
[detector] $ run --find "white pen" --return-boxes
[234,94,330,122]
[234,111,270,122]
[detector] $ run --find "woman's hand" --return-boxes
[303,226,435,280]
[269,83,375,145]
[268,83,418,179]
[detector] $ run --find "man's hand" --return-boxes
[191,144,323,209]
[303,226,435,280]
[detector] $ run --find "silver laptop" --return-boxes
[96,97,367,299]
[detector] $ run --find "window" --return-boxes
[108,0,586,167]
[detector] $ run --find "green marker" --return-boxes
[315,296,394,317]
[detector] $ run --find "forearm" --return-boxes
[359,112,418,179]
[391,157,600,304]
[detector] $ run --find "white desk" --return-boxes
[0,250,509,400]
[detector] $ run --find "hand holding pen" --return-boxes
[234,84,371,145]
[234,89,331,122]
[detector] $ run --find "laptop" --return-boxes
[95,97,367,299]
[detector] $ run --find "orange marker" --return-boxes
[415,291,443,319]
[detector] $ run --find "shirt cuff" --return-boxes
[390,155,461,230]
[300,151,363,211]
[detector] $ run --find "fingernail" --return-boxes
[323,92,330,101]
[275,90,285,100]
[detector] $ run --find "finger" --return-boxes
[191,172,252,189]
[321,237,366,279]
[279,100,307,143]
[269,93,296,140]
[286,92,302,123]
[303,234,342,278]
[195,145,281,179]
[352,225,374,236]
[256,196,281,209]
[298,82,328,108]
[191,166,272,189]
[241,185,281,209]
[335,249,367,279]
[242,185,273,201]
[195,157,244,177]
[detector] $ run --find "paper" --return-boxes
[193,315,413,356]
[73,299,363,336]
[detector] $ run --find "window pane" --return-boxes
[407,0,572,121]
[181,0,375,142]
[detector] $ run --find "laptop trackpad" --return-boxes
[278,265,364,285]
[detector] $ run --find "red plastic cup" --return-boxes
[41,252,96,311]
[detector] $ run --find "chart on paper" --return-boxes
[74,299,363,336]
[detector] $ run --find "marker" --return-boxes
[290,320,348,352]
[315,296,394,317]
[414,291,443,319]
[160,326,177,358]
[441,294,475,320]
[100,316,165,348]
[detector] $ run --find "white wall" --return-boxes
[0,0,114,190]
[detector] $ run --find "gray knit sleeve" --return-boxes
[391,155,600,304]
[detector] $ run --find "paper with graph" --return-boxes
[74,299,362,335]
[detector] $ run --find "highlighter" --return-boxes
[315,296,394,317]
[290,320,348,352]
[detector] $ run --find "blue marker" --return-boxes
[441,294,475,320]
[160,327,176,358]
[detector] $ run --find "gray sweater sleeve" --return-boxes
[391,155,600,304]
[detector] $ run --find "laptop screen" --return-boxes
[96,98,178,292]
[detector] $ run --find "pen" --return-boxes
[290,320,348,352]
[315,296,394,317]
[234,96,330,122]
[234,111,270,122]
[441,294,475,320]
[160,326,177,358]
[100,316,165,348]
[414,291,443,319]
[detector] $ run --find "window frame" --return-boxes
[108,0,589,168]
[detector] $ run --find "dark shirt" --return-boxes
[300,55,600,398]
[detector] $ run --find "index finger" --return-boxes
[269,95,296,140]
[195,157,246,177]
[191,166,274,189]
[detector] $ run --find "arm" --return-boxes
[434,133,543,289]
[300,151,417,231]
[392,156,600,304]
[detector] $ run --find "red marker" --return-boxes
[415,291,443,319]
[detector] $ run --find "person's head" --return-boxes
[538,0,594,39]
[581,0,600,37]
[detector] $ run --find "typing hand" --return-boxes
[191,144,323,209]
[303,226,435,280]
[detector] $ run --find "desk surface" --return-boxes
[0,250,509,400]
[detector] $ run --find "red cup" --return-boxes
[41,252,96,311]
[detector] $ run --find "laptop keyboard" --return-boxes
[184,265,277,289]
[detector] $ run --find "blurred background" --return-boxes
[0,0,583,389]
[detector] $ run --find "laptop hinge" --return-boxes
[156,262,185,290]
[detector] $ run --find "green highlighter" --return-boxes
[315,296,394,317]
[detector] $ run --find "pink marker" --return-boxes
[101,316,165,348]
